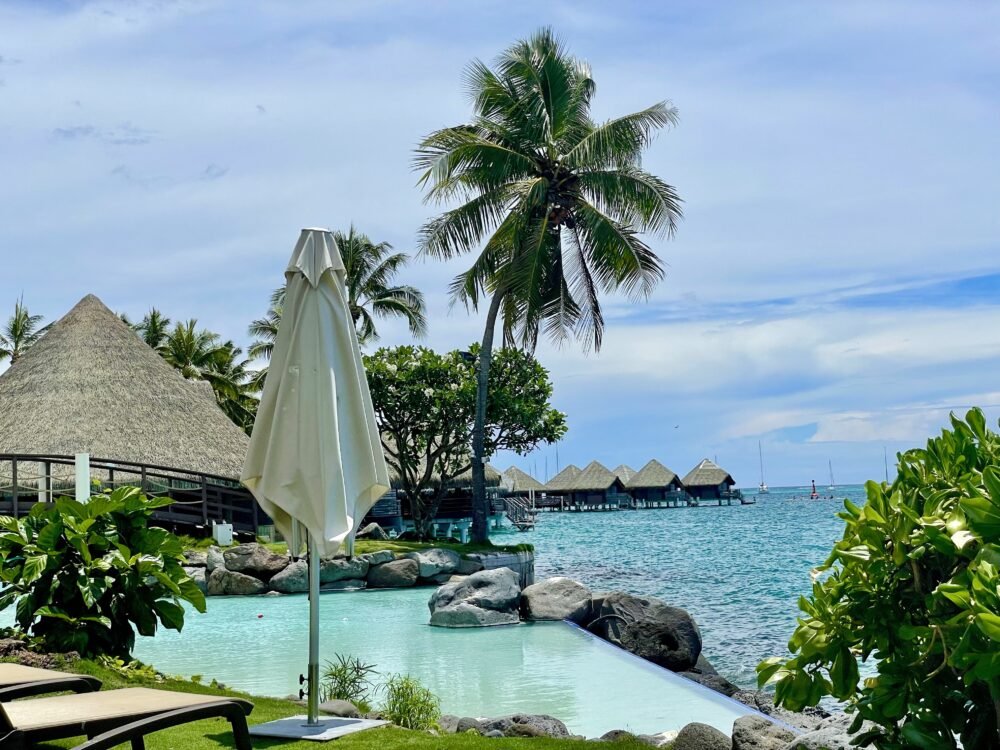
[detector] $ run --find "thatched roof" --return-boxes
[502,466,545,493]
[387,458,501,490]
[566,460,621,492]
[626,459,679,489]
[544,464,580,492]
[0,294,250,479]
[612,464,635,483]
[682,459,735,488]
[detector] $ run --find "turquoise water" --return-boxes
[495,485,865,688]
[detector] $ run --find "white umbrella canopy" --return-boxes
[242,228,389,557]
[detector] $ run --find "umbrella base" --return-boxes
[250,716,388,741]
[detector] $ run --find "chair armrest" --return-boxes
[72,699,254,750]
[0,675,102,700]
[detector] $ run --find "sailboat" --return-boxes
[757,441,769,494]
[827,460,836,491]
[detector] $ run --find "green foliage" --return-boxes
[0,296,46,364]
[97,655,160,681]
[758,409,1000,749]
[321,654,379,711]
[365,344,566,537]
[379,673,441,730]
[0,487,206,658]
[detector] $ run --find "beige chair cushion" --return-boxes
[0,664,76,687]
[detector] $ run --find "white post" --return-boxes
[75,453,91,502]
[306,532,321,726]
[36,462,46,503]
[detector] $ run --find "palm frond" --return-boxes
[577,167,683,238]
[565,103,678,169]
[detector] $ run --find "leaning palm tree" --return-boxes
[414,28,682,541]
[0,298,46,365]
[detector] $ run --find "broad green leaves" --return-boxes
[0,487,202,658]
[757,408,1000,750]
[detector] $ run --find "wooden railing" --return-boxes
[504,495,537,531]
[0,454,266,534]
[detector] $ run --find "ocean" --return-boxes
[492,484,868,688]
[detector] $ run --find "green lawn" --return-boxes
[29,660,642,750]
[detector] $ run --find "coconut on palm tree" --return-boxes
[415,28,682,541]
[0,298,46,365]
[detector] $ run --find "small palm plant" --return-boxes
[0,297,46,365]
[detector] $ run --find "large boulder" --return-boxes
[587,592,702,671]
[355,522,389,541]
[520,577,591,622]
[207,568,268,596]
[732,692,826,732]
[318,699,361,718]
[732,716,797,750]
[206,546,225,573]
[320,557,369,583]
[183,550,208,567]
[404,548,461,578]
[183,567,207,594]
[479,714,571,738]
[223,544,289,580]
[367,558,419,588]
[358,550,393,566]
[269,560,309,593]
[781,714,875,750]
[672,722,730,750]
[429,568,520,627]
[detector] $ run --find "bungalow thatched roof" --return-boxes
[566,460,621,492]
[626,459,680,489]
[612,464,636,483]
[544,464,580,492]
[502,466,545,493]
[682,459,735,488]
[0,294,250,479]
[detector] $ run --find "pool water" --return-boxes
[127,586,758,737]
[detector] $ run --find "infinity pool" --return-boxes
[122,586,759,737]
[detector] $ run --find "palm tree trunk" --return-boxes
[471,290,505,543]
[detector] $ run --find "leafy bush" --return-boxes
[758,409,1000,749]
[0,487,206,657]
[321,654,379,712]
[379,674,440,730]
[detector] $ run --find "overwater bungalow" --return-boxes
[682,459,740,502]
[502,465,546,495]
[625,459,688,507]
[0,294,261,535]
[563,461,630,510]
[612,464,636,485]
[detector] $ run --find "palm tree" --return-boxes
[0,298,46,365]
[414,28,682,541]
[135,308,172,352]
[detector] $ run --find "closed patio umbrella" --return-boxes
[241,228,389,738]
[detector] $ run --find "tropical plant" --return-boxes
[321,654,379,711]
[134,308,173,352]
[757,408,1000,750]
[247,286,284,391]
[0,297,46,364]
[365,344,566,538]
[415,28,681,541]
[0,487,206,658]
[379,674,440,730]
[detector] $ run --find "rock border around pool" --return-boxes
[181,543,535,597]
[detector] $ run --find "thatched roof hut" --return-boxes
[0,294,250,479]
[566,461,621,492]
[502,466,545,493]
[682,459,735,489]
[544,464,581,493]
[626,459,680,490]
[612,464,635,484]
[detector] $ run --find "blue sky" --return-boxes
[1,0,999,487]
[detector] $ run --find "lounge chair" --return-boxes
[0,663,102,700]
[0,686,253,750]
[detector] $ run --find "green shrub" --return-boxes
[379,674,440,730]
[0,487,206,657]
[321,654,379,712]
[758,409,1000,749]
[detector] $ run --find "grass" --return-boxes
[179,536,533,557]
[29,659,645,750]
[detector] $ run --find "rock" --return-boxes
[679,671,740,697]
[781,714,876,750]
[456,558,484,575]
[484,730,505,738]
[428,568,521,627]
[732,716,797,750]
[520,577,592,623]
[456,717,484,734]
[599,730,658,746]
[404,548,461,577]
[438,715,460,733]
[207,568,268,596]
[183,566,207,594]
[318,699,361,718]
[587,592,702,671]
[647,731,679,747]
[355,522,389,541]
[183,550,208,567]
[428,573,467,585]
[206,546,225,573]
[672,722,730,750]
[320,557,369,583]
[358,550,394,566]
[693,654,719,676]
[269,559,308,593]
[480,714,571,739]
[732,691,826,732]
[223,544,289,580]
[321,580,366,591]
[367,558,419,588]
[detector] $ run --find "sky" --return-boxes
[1,0,999,487]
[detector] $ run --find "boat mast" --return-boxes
[758,441,766,486]
[828,459,835,488]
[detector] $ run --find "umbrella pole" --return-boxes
[307,532,321,726]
